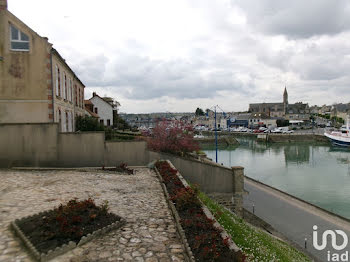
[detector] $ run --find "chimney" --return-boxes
[0,0,7,10]
[92,92,96,97]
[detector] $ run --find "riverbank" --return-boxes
[195,136,239,146]
[198,131,330,144]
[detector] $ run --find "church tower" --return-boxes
[283,87,288,114]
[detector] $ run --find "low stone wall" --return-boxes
[0,123,59,167]
[0,123,149,168]
[105,141,148,166]
[58,132,105,167]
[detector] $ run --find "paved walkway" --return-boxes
[0,168,186,262]
[243,177,350,262]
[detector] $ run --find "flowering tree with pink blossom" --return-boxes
[147,120,199,155]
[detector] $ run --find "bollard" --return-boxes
[304,238,307,249]
[253,204,255,214]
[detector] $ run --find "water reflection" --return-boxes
[284,145,310,165]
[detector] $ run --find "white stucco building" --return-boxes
[89,92,113,126]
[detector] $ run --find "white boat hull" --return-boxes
[324,132,350,147]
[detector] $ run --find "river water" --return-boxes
[202,136,350,219]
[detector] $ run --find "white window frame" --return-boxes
[9,24,30,51]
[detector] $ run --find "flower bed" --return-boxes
[11,198,125,261]
[155,160,243,261]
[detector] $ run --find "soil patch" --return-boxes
[16,198,121,254]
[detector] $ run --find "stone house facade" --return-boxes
[0,0,85,131]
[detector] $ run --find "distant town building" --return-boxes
[249,87,310,121]
[0,0,85,132]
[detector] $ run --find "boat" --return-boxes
[324,116,350,147]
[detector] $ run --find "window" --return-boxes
[81,89,84,108]
[10,24,29,51]
[78,87,80,107]
[94,107,98,114]
[55,65,59,96]
[58,110,62,131]
[69,79,73,102]
[107,119,111,126]
[75,85,78,105]
[63,72,67,100]
[57,67,61,96]
[66,112,69,132]
[100,119,104,125]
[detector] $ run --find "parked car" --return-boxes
[271,128,282,133]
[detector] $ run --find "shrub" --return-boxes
[75,115,104,131]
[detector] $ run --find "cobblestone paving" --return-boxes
[0,168,186,262]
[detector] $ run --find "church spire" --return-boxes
[283,86,288,105]
[283,86,288,115]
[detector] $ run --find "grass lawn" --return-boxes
[198,191,311,262]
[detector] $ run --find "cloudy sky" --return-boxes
[8,0,350,113]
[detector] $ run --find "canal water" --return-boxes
[202,136,350,219]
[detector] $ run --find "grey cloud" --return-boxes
[79,53,254,100]
[72,55,109,86]
[233,0,350,38]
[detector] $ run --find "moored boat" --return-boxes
[324,116,350,147]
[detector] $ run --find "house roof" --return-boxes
[51,48,85,88]
[85,107,99,118]
[89,93,114,108]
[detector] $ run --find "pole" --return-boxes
[215,106,218,163]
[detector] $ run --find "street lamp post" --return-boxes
[207,105,225,163]
[215,107,218,163]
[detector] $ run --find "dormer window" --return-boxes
[10,24,29,51]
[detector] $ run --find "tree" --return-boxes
[195,107,205,116]
[75,115,104,131]
[147,120,199,155]
[276,119,289,127]
[113,113,131,130]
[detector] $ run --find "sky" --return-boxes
[7,0,350,113]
